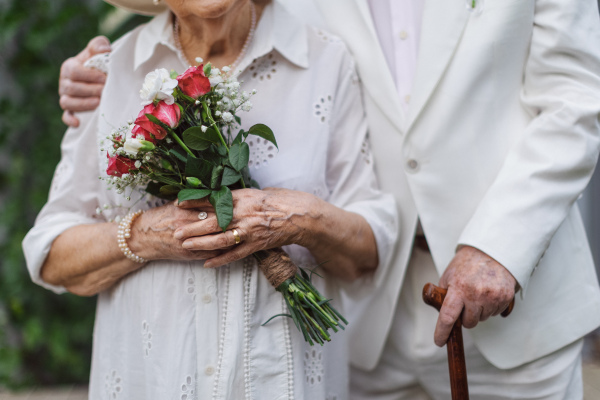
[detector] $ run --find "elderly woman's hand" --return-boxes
[173,187,379,280]
[130,201,225,262]
[173,188,320,268]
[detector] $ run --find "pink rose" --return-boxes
[177,65,211,99]
[106,153,137,177]
[134,101,181,140]
[131,125,156,143]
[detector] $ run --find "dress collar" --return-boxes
[133,0,309,72]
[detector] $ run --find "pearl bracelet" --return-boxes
[117,210,147,264]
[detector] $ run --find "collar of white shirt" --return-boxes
[133,0,310,73]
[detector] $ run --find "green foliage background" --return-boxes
[0,0,148,388]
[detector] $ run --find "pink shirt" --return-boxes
[367,0,425,110]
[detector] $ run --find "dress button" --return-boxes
[404,94,411,104]
[399,30,409,40]
[406,159,419,172]
[202,294,212,304]
[205,366,215,376]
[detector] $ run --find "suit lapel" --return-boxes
[406,0,470,132]
[316,0,405,132]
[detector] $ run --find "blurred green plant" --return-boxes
[0,0,148,388]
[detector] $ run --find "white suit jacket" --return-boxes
[280,0,600,370]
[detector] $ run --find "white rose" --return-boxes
[140,68,178,106]
[123,138,144,156]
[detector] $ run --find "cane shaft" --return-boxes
[447,319,469,400]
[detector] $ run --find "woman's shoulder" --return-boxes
[305,25,356,69]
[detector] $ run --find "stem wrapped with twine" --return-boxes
[255,248,348,346]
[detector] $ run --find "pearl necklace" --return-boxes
[173,2,257,73]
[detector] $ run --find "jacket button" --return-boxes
[406,159,419,172]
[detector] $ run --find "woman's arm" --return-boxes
[41,202,223,296]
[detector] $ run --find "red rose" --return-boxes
[107,152,137,177]
[177,65,211,99]
[131,124,156,143]
[134,101,181,140]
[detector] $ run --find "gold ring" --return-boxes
[232,229,241,245]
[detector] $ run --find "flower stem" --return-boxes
[202,101,229,153]
[168,129,196,158]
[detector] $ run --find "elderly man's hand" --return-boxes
[59,36,111,127]
[434,245,517,347]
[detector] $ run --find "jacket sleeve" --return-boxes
[458,0,600,293]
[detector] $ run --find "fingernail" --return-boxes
[182,241,192,249]
[97,45,111,53]
[174,230,183,240]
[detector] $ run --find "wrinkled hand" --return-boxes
[434,246,517,347]
[128,201,223,262]
[59,36,111,127]
[174,188,321,268]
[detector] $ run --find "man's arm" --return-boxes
[435,0,600,345]
[59,36,111,127]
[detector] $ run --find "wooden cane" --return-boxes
[422,283,515,400]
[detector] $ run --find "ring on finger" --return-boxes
[198,211,208,220]
[232,229,241,245]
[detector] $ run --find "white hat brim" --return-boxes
[104,0,168,16]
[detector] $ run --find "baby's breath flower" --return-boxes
[241,101,253,112]
[201,125,208,132]
[222,112,234,122]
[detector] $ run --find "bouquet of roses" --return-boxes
[103,63,347,345]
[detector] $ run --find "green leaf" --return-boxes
[178,188,212,202]
[169,148,188,163]
[201,148,223,165]
[221,166,242,186]
[229,142,250,172]
[216,144,228,157]
[159,185,181,195]
[145,113,173,133]
[209,186,233,231]
[248,124,278,149]
[186,156,213,184]
[232,129,245,146]
[210,165,224,189]
[182,127,221,151]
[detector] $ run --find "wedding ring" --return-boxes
[232,229,241,245]
[198,211,208,220]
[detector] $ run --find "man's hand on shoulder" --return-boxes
[59,36,111,127]
[434,246,517,347]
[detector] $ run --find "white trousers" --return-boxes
[350,247,584,400]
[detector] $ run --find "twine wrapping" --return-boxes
[257,247,298,288]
